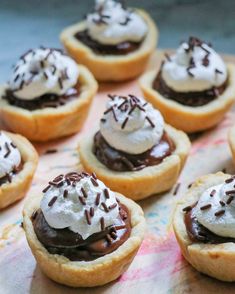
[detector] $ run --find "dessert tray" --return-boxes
[1,50,235,293]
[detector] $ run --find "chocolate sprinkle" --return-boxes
[85,209,91,225]
[48,196,57,207]
[90,207,94,217]
[81,187,88,198]
[215,209,225,217]
[182,205,192,212]
[78,196,86,205]
[42,185,51,193]
[121,117,129,129]
[101,202,109,212]
[210,189,216,197]
[109,203,117,210]
[219,200,225,207]
[63,189,68,198]
[104,188,110,199]
[226,196,234,205]
[95,193,101,206]
[90,177,99,187]
[145,116,155,128]
[100,217,105,231]
[173,183,181,196]
[200,204,212,210]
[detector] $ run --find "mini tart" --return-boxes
[23,192,145,287]
[60,10,158,82]
[0,132,38,209]
[139,64,235,133]
[173,172,235,282]
[79,124,191,200]
[228,125,235,164]
[0,65,98,142]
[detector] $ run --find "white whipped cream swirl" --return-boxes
[41,172,123,240]
[86,0,147,45]
[0,132,21,178]
[9,48,79,100]
[193,176,235,238]
[162,37,227,92]
[100,95,164,154]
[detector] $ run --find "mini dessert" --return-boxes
[0,47,98,141]
[228,125,235,164]
[173,172,235,281]
[140,37,235,133]
[0,131,38,209]
[79,94,191,200]
[60,0,158,82]
[23,172,145,287]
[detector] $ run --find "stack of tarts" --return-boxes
[60,0,158,82]
[79,94,191,200]
[0,47,97,141]
[23,172,145,287]
[140,37,235,133]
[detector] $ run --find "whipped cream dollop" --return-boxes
[100,94,164,154]
[41,172,123,240]
[86,0,147,45]
[193,176,235,238]
[161,37,227,92]
[0,132,21,178]
[8,47,79,100]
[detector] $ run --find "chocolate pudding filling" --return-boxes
[3,87,80,111]
[75,29,143,55]
[93,131,175,172]
[0,162,23,186]
[32,203,131,261]
[153,71,228,107]
[184,204,235,244]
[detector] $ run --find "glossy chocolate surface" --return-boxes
[3,87,80,111]
[32,203,131,261]
[75,29,142,55]
[184,204,235,244]
[153,71,228,107]
[93,131,175,171]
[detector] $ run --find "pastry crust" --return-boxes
[0,131,38,209]
[60,10,158,82]
[23,192,146,287]
[173,172,235,282]
[78,124,191,200]
[0,66,98,142]
[228,125,235,164]
[139,64,235,133]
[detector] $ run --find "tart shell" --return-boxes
[60,10,158,82]
[78,124,191,200]
[0,65,98,142]
[173,172,235,282]
[0,131,38,209]
[23,192,146,287]
[139,64,235,133]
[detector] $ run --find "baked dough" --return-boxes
[78,124,191,200]
[139,64,235,133]
[0,65,98,142]
[0,131,38,209]
[23,192,146,287]
[173,172,235,282]
[60,10,158,82]
[228,125,235,164]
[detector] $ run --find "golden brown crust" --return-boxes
[23,192,146,287]
[60,10,158,82]
[78,124,191,200]
[0,65,98,142]
[173,172,235,282]
[228,125,235,164]
[0,131,38,209]
[139,64,235,133]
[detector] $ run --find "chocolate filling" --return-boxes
[74,29,143,55]
[184,204,235,244]
[2,87,80,111]
[93,131,175,172]
[0,162,23,186]
[153,71,228,107]
[32,203,131,261]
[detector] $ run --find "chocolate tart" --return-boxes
[60,10,158,82]
[79,124,191,200]
[0,65,98,141]
[173,172,235,282]
[139,62,235,133]
[23,192,145,287]
[0,131,38,209]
